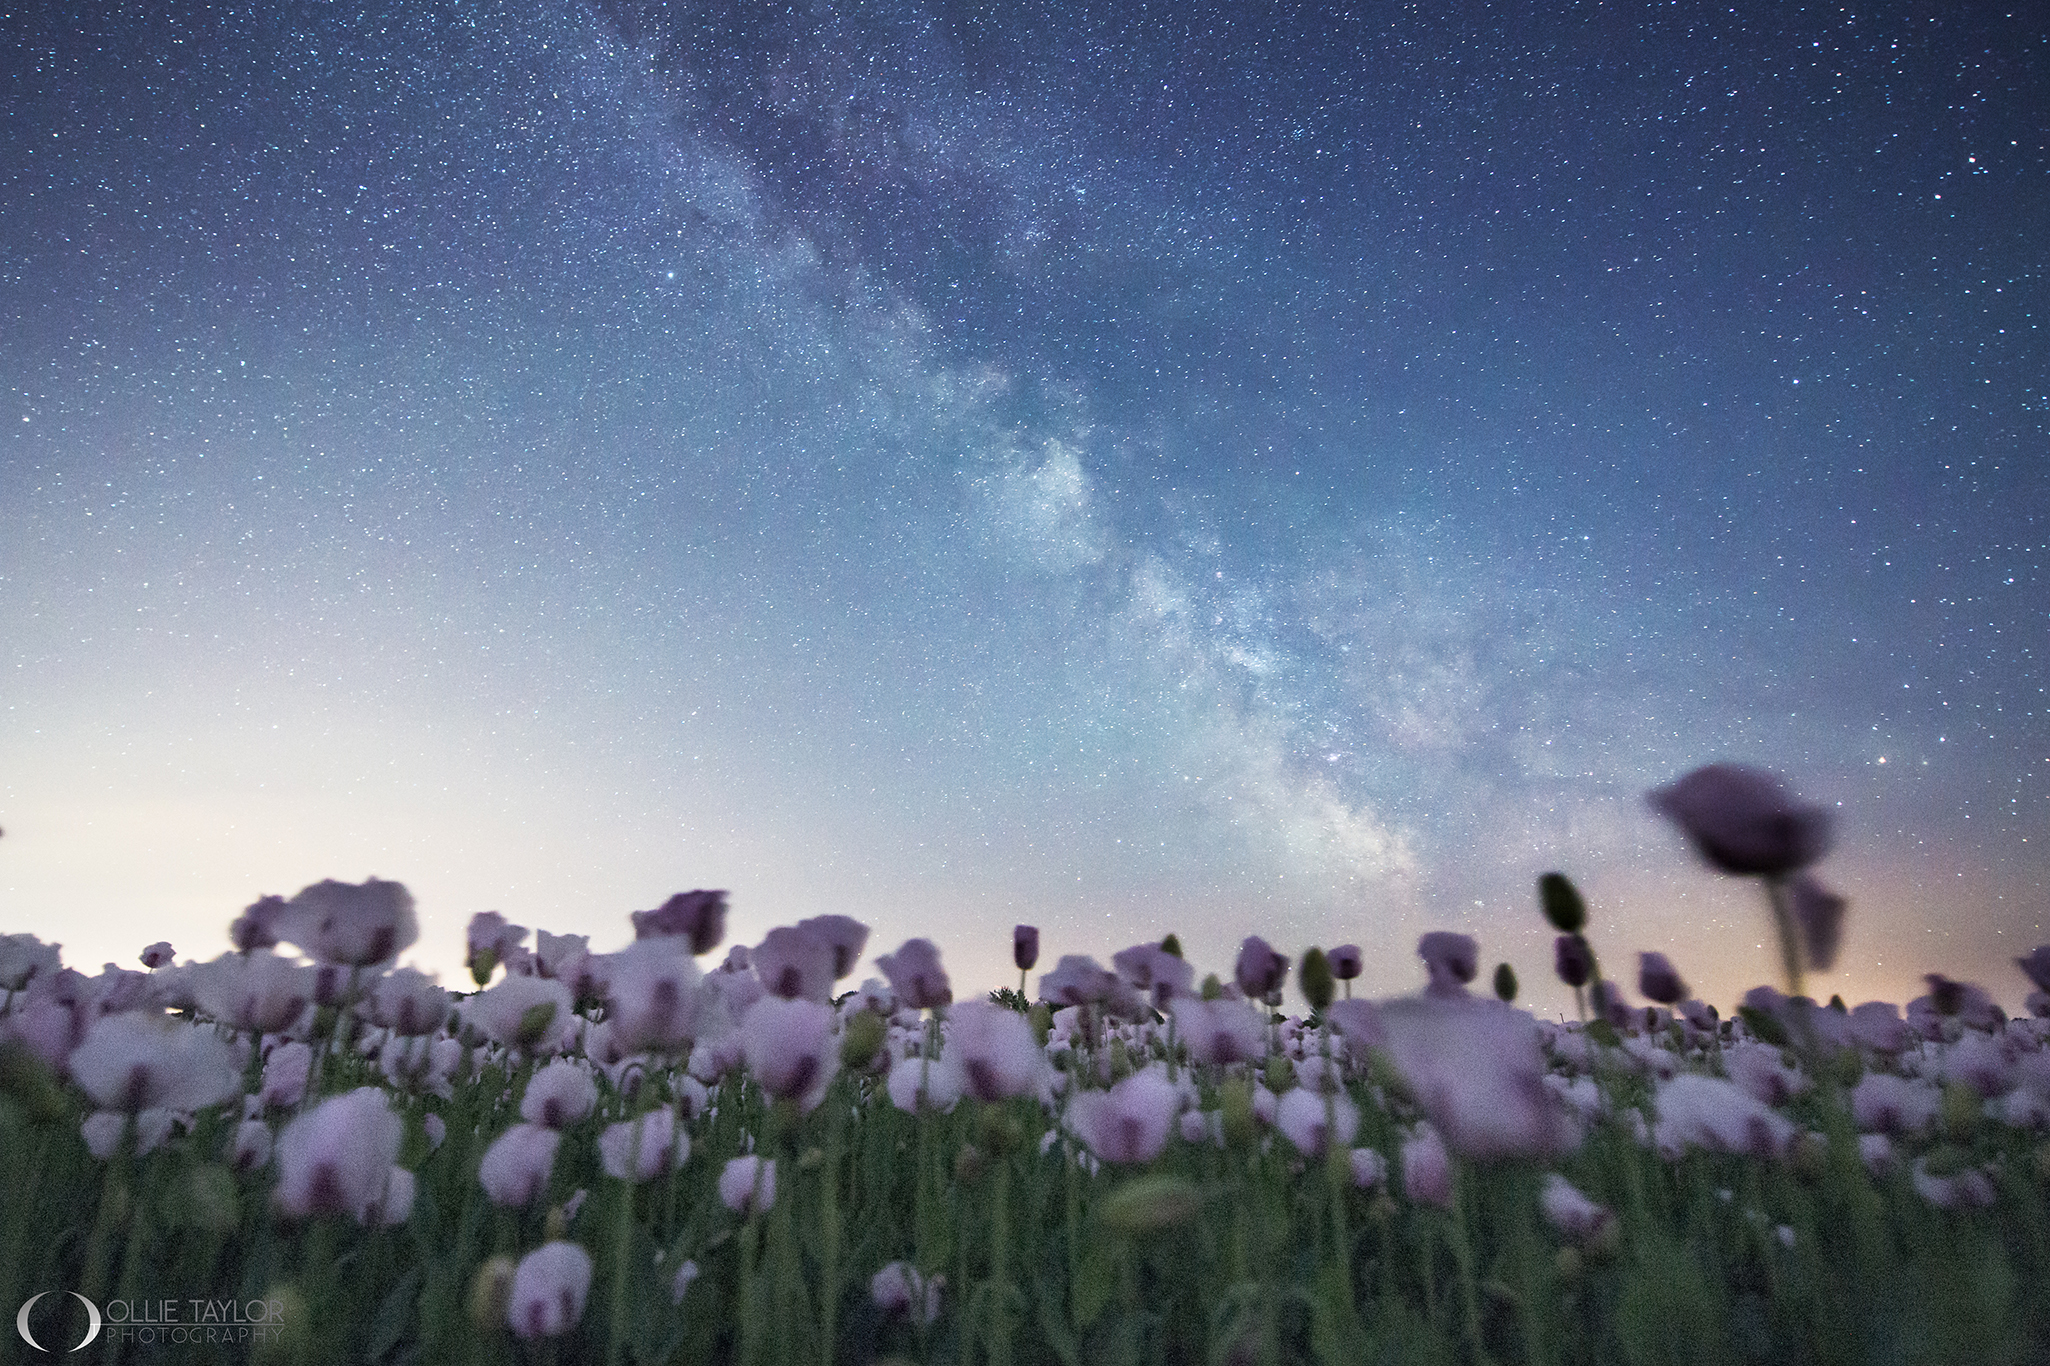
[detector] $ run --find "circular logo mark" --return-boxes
[15,1292,102,1353]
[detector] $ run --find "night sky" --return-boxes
[3,1,2044,1013]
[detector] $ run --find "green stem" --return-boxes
[988,1154,1013,1366]
[1766,876,1806,1000]
[739,1217,761,1366]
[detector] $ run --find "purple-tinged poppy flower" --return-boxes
[273,1087,404,1221]
[1858,1132,1898,1177]
[1374,996,1575,1159]
[1348,1147,1388,1189]
[1920,975,2005,1031]
[229,896,288,955]
[1724,1042,1808,1107]
[797,915,871,981]
[943,999,1047,1101]
[605,941,714,1055]
[1328,945,1364,982]
[507,1241,593,1339]
[701,959,766,1025]
[87,964,151,1015]
[1173,997,1267,1066]
[373,1167,415,1227]
[2017,945,2050,994]
[1649,1073,1795,1160]
[1112,942,1195,1008]
[1849,1073,1939,1136]
[1849,1000,1910,1053]
[521,1060,599,1129]
[260,1041,313,1109]
[1553,935,1594,989]
[1588,980,1632,1030]
[463,974,576,1054]
[280,877,418,968]
[529,930,585,979]
[871,1262,942,1326]
[1911,1157,1997,1210]
[192,950,316,1036]
[1038,954,1119,1008]
[1235,936,1290,1002]
[82,1108,176,1159]
[379,1034,461,1098]
[1788,874,1848,971]
[1647,763,1833,877]
[753,926,837,1003]
[1417,932,1478,997]
[599,1108,689,1182]
[878,939,951,1010]
[1276,1086,1359,1158]
[631,890,728,955]
[68,1012,239,1115]
[1067,1069,1180,1164]
[364,967,451,1037]
[228,1118,274,1172]
[1942,1031,2014,1098]
[0,934,61,992]
[1637,952,1688,1006]
[719,1155,776,1215]
[140,941,174,970]
[1540,1173,1614,1245]
[1401,1126,1453,1208]
[466,910,527,961]
[1013,925,1040,973]
[886,1044,963,1113]
[512,1058,594,1123]
[741,996,838,1111]
[479,1123,562,1206]
[464,911,527,984]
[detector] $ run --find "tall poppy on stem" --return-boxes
[1649,763,1839,998]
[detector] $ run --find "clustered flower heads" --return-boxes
[7,832,2050,1361]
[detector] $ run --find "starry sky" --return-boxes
[3,1,2044,1013]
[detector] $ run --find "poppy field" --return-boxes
[3,764,2048,1364]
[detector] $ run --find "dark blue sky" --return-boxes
[3,0,2044,1008]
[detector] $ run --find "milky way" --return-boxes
[3,1,2044,1009]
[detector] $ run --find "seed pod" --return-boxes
[1493,962,1518,1003]
[1539,872,1588,933]
[1299,948,1335,1013]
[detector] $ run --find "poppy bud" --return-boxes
[1099,1173,1200,1235]
[1328,945,1363,981]
[1013,925,1040,973]
[1553,935,1594,989]
[1299,947,1334,1012]
[1492,962,1518,1003]
[468,1257,517,1335]
[1637,951,1688,1006]
[839,1009,886,1071]
[1234,936,1289,1001]
[1538,873,1587,933]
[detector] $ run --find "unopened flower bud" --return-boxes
[1100,1173,1200,1235]
[1263,1053,1295,1094]
[468,1257,517,1335]
[840,1009,886,1071]
[1493,962,1518,1003]
[1538,872,1588,933]
[1299,948,1334,1013]
[1012,925,1040,973]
